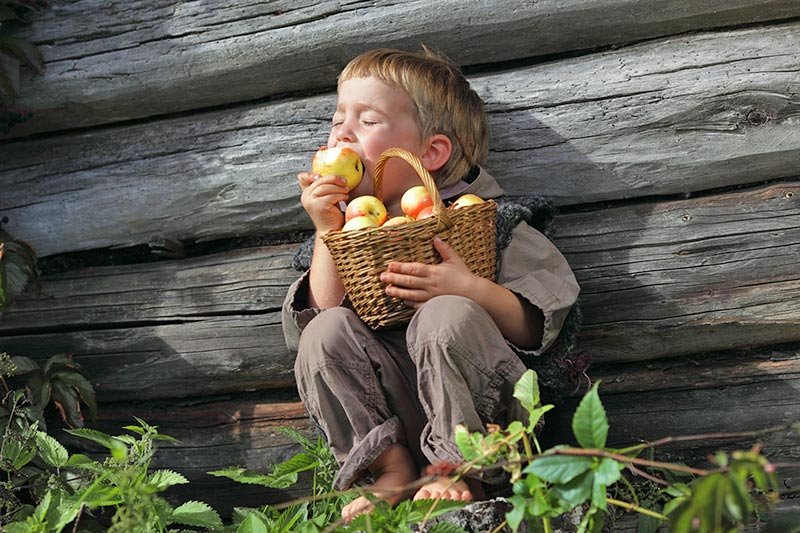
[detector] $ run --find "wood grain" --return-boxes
[6,0,799,136]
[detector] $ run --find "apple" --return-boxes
[345,195,388,225]
[382,215,414,227]
[342,216,379,232]
[415,206,435,221]
[311,146,364,191]
[452,193,484,209]
[400,186,434,219]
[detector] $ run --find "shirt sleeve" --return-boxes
[497,222,580,356]
[281,270,322,352]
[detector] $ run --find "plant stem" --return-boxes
[607,497,668,520]
[543,516,553,533]
[552,447,710,477]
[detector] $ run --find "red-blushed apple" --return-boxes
[415,206,435,221]
[345,195,388,225]
[401,185,434,219]
[452,193,484,209]
[382,215,414,227]
[342,215,379,232]
[311,146,364,191]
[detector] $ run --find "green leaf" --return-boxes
[594,457,623,486]
[51,380,84,428]
[35,430,69,468]
[527,454,594,484]
[237,512,270,533]
[572,381,608,449]
[8,356,39,375]
[149,469,189,490]
[65,428,117,449]
[64,453,95,467]
[4,436,36,469]
[454,423,481,461]
[170,501,223,529]
[0,238,37,309]
[506,494,528,531]
[550,470,594,509]
[514,369,540,415]
[51,370,97,420]
[0,35,44,74]
[208,454,317,489]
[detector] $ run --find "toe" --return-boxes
[413,488,431,501]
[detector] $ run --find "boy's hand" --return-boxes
[298,172,349,233]
[380,237,476,308]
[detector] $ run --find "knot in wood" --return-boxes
[746,109,768,126]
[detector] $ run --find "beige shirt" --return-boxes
[282,167,580,356]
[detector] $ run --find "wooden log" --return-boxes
[556,182,800,363]
[2,183,798,397]
[2,22,799,256]
[1,313,296,402]
[7,0,800,137]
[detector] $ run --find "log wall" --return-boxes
[2,0,799,518]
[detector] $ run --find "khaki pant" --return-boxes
[294,295,528,490]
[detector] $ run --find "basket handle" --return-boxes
[373,148,453,230]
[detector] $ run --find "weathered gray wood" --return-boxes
[556,182,800,362]
[1,313,295,402]
[3,22,799,257]
[7,0,800,137]
[2,183,798,397]
[1,244,299,330]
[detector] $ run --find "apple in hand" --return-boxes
[311,146,364,191]
[342,216,379,232]
[345,195,388,225]
[452,193,484,208]
[401,186,434,219]
[382,215,414,227]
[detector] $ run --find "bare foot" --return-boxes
[413,476,484,502]
[341,443,418,523]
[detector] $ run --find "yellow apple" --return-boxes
[382,215,414,227]
[452,193,484,208]
[342,215,379,232]
[345,195,388,225]
[400,186,434,219]
[311,146,364,191]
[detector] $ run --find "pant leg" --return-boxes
[406,295,528,481]
[294,307,426,489]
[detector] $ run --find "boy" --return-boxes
[282,47,580,521]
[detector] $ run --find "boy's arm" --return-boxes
[298,172,350,308]
[307,231,346,309]
[470,278,544,349]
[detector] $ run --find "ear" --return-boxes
[419,134,452,173]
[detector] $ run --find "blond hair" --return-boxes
[339,47,489,187]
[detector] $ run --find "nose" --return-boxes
[333,118,356,144]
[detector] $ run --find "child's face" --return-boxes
[328,76,429,211]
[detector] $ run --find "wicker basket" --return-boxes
[322,148,497,328]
